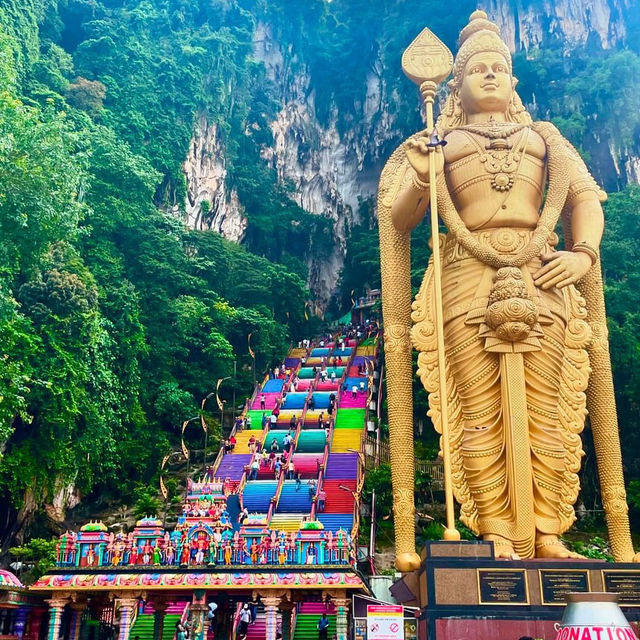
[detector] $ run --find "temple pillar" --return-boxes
[115,597,138,640]
[45,598,69,640]
[190,591,207,640]
[333,597,350,640]
[69,602,87,640]
[14,608,29,640]
[152,600,168,640]
[261,597,280,640]
[27,607,47,640]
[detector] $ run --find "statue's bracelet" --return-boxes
[572,242,599,265]
[411,173,430,191]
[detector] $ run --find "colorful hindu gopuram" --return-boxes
[28,329,379,640]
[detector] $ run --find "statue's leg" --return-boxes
[445,315,515,552]
[525,313,584,558]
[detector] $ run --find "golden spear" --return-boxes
[402,29,460,541]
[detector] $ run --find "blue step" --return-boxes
[242,480,278,512]
[281,393,307,410]
[310,392,332,409]
[277,481,313,513]
[262,379,284,393]
[344,377,368,390]
[317,514,353,532]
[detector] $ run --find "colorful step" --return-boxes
[230,430,260,453]
[269,513,304,532]
[293,614,336,640]
[321,479,356,513]
[296,431,327,453]
[324,454,359,479]
[251,392,281,410]
[338,392,367,409]
[246,410,269,429]
[216,454,251,481]
[316,513,353,532]
[334,409,366,429]
[291,453,323,477]
[242,480,278,512]
[277,480,313,513]
[330,429,362,453]
[262,379,284,393]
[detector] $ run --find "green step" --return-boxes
[334,409,366,429]
[130,613,182,640]
[296,431,326,453]
[247,410,268,429]
[293,615,336,640]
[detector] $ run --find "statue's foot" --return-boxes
[484,534,520,560]
[535,535,584,559]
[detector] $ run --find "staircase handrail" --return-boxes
[272,464,287,511]
[290,606,297,640]
[231,603,241,640]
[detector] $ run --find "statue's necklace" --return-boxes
[460,125,529,192]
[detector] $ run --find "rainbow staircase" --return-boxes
[209,329,379,557]
[293,603,336,640]
[129,602,188,640]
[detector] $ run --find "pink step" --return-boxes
[339,394,367,409]
[251,392,281,410]
[299,602,336,614]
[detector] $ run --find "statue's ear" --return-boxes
[512,75,519,88]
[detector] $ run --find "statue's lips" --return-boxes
[481,83,499,89]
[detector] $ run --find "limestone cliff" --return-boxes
[183,116,246,241]
[182,0,639,307]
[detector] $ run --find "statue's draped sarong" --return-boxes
[411,228,592,558]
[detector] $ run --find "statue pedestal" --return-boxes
[391,542,640,640]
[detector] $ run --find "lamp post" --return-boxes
[221,400,227,436]
[181,416,200,500]
[201,391,215,477]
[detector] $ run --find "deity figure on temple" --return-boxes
[153,541,162,565]
[379,10,638,569]
[86,544,96,567]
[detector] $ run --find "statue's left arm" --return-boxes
[534,136,606,290]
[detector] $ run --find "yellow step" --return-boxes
[289,349,307,358]
[230,430,261,453]
[355,346,376,356]
[270,514,303,532]
[331,429,362,453]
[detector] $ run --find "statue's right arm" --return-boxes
[390,136,444,234]
[390,177,430,234]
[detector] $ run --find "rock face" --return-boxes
[183,116,247,241]
[487,0,631,51]
[253,23,400,308]
[181,1,639,306]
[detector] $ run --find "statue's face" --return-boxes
[459,51,512,116]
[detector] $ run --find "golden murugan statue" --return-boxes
[379,10,638,571]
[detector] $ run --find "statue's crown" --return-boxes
[452,10,512,86]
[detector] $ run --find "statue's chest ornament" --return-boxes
[460,123,529,192]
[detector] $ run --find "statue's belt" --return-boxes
[441,227,559,268]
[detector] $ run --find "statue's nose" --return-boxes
[485,71,496,79]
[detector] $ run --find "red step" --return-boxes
[321,479,356,513]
